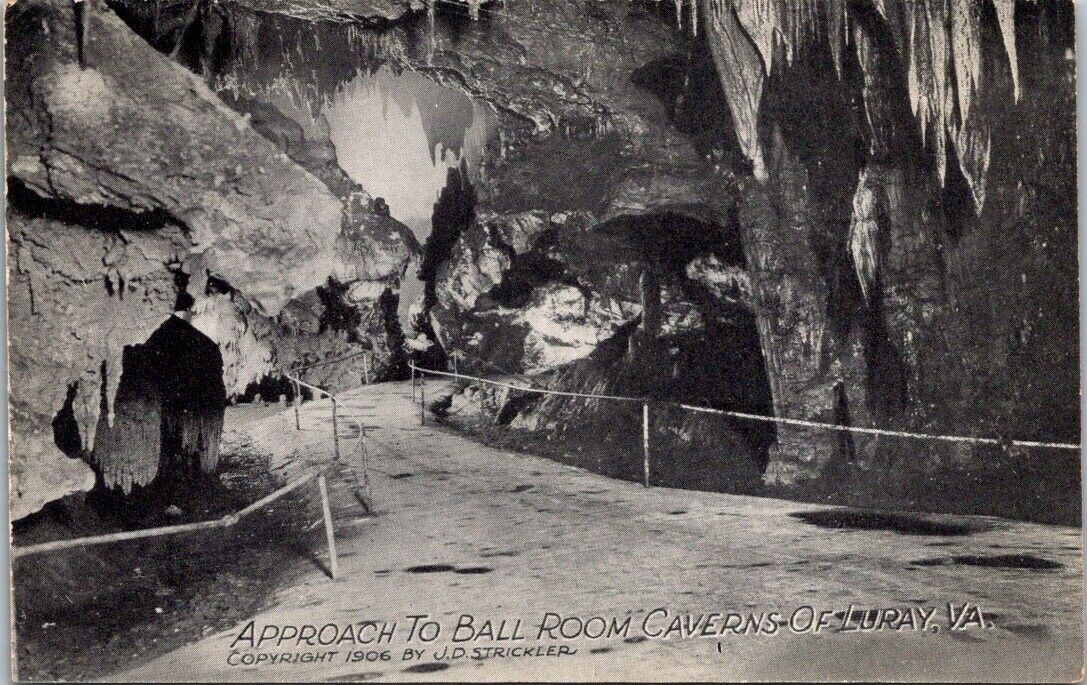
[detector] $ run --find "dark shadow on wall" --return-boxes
[414,163,478,371]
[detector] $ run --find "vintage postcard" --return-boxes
[5,0,1083,681]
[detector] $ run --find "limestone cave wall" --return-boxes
[6,0,415,519]
[8,0,1078,522]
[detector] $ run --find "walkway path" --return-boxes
[109,381,1083,682]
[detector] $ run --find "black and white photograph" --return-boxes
[4,0,1083,681]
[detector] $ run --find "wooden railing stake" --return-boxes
[293,379,301,430]
[643,401,651,488]
[318,473,339,580]
[331,399,342,463]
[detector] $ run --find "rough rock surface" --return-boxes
[706,1,1079,485]
[128,0,721,378]
[12,0,1078,520]
[7,6,343,316]
[422,0,1072,509]
[186,0,1075,505]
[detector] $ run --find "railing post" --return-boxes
[331,398,342,462]
[317,473,339,580]
[412,366,417,402]
[293,379,301,430]
[363,353,371,385]
[420,372,426,426]
[642,401,651,488]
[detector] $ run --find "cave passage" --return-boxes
[323,68,497,330]
[87,315,226,501]
[180,0,501,332]
[324,68,496,240]
[210,55,498,330]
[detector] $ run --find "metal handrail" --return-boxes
[10,352,380,576]
[409,362,1081,451]
[410,359,1081,489]
[12,469,341,579]
[286,353,374,511]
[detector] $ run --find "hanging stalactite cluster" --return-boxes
[696,0,1022,217]
[686,0,1032,306]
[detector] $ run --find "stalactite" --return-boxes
[848,165,906,308]
[953,106,992,213]
[427,0,437,65]
[704,0,767,179]
[992,0,1020,101]
[694,0,1019,210]
[872,0,907,56]
[951,0,982,123]
[827,0,847,78]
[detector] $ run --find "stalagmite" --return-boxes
[151,316,227,479]
[90,316,227,492]
[90,348,163,494]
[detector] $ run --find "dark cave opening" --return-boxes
[481,231,588,311]
[530,211,777,473]
[600,211,746,273]
[237,374,295,405]
[485,251,569,309]
[89,315,226,510]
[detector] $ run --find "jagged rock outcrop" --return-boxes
[185,93,418,395]
[6,0,414,519]
[134,0,739,374]
[428,208,731,375]
[430,210,640,373]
